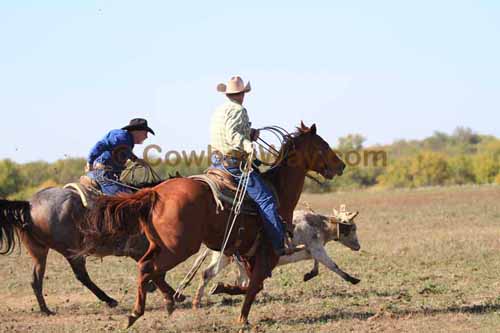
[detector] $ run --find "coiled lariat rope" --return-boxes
[256,126,327,187]
[215,148,255,271]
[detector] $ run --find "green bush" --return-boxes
[409,151,450,187]
[2,128,500,196]
[473,154,499,184]
[448,156,475,185]
[0,159,23,198]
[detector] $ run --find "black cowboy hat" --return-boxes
[122,118,155,135]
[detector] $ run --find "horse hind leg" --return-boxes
[238,245,278,325]
[128,243,197,328]
[24,236,53,315]
[128,244,165,328]
[152,271,185,302]
[151,274,178,315]
[66,257,118,307]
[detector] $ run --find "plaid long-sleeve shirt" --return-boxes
[210,99,254,156]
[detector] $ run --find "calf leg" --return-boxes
[67,257,118,307]
[234,257,250,287]
[210,282,248,296]
[303,259,319,282]
[310,244,360,284]
[193,251,231,308]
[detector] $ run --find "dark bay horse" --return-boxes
[79,122,346,327]
[0,182,180,315]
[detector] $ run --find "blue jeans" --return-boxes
[211,156,285,251]
[87,169,132,196]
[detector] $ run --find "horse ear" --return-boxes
[300,120,307,129]
[310,124,317,134]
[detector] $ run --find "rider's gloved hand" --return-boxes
[252,158,263,167]
[250,128,260,141]
[135,158,148,166]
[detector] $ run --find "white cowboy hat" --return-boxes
[216,76,251,94]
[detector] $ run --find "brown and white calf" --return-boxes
[192,205,361,308]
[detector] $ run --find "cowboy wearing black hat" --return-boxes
[86,118,155,195]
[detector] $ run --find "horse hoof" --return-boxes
[166,302,175,315]
[127,313,140,328]
[303,272,316,282]
[146,282,157,293]
[42,309,56,316]
[348,276,361,285]
[174,293,186,303]
[237,315,250,326]
[209,282,223,295]
[192,301,200,310]
[107,299,119,308]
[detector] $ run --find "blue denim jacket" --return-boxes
[87,129,134,178]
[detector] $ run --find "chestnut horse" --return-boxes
[79,122,345,327]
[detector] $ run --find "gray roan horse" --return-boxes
[0,181,183,315]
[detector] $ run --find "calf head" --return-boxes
[330,204,360,251]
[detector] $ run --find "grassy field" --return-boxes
[1,185,499,332]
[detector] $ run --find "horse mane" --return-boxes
[76,188,159,257]
[262,127,304,182]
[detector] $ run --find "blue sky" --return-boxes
[1,1,499,162]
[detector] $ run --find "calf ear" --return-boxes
[348,211,359,220]
[332,208,339,217]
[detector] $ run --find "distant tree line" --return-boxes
[1,127,499,199]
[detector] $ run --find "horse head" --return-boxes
[285,121,345,179]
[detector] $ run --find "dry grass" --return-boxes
[1,185,499,332]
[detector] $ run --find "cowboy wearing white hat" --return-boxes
[210,76,293,256]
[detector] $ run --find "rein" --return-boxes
[256,126,328,187]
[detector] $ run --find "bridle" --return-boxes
[256,126,329,187]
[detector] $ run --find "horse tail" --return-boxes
[77,188,159,257]
[0,199,31,254]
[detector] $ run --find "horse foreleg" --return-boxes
[67,257,118,307]
[303,259,319,282]
[193,251,231,308]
